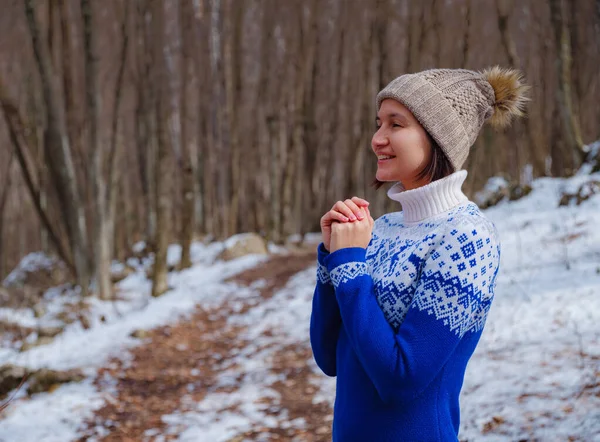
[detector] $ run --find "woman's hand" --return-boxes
[330,207,374,253]
[321,197,370,252]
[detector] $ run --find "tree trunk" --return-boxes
[281,9,302,240]
[432,0,442,66]
[58,0,84,201]
[495,0,542,180]
[24,0,91,295]
[134,0,157,248]
[0,96,75,274]
[321,13,345,212]
[106,2,129,262]
[495,0,520,67]
[224,0,243,237]
[548,0,585,171]
[152,110,170,297]
[296,0,318,239]
[0,152,14,277]
[151,0,170,298]
[596,0,600,49]
[461,0,472,68]
[253,0,274,237]
[208,0,229,240]
[179,0,195,269]
[82,0,112,300]
[193,2,209,238]
[269,115,282,244]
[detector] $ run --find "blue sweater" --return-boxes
[310,174,500,441]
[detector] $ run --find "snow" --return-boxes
[0,243,269,441]
[0,380,104,442]
[2,161,600,440]
[578,140,600,176]
[131,241,146,254]
[457,169,600,441]
[1,248,267,372]
[474,175,509,206]
[223,233,258,249]
[161,267,319,441]
[2,252,59,287]
[163,385,284,441]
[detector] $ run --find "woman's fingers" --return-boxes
[333,201,356,220]
[351,196,370,207]
[326,197,370,223]
[329,210,349,223]
[321,210,349,225]
[344,199,366,220]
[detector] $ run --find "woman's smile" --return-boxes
[377,154,396,164]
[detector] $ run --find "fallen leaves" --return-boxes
[77,250,329,441]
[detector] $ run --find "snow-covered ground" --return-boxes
[0,241,269,441]
[161,267,322,441]
[1,163,600,441]
[459,173,600,441]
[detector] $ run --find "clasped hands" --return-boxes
[320,197,374,253]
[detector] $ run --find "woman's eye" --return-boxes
[392,123,401,128]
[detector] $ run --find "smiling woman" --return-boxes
[373,100,454,190]
[311,66,529,442]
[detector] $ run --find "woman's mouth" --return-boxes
[377,155,396,164]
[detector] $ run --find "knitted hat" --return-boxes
[376,66,529,171]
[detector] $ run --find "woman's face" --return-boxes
[372,99,433,189]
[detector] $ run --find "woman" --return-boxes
[310,67,528,441]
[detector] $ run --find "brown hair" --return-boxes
[371,135,455,190]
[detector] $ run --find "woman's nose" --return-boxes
[372,130,388,148]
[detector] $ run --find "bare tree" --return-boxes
[134,0,158,247]
[222,0,243,238]
[548,0,585,170]
[22,0,92,294]
[151,0,171,297]
[250,0,274,237]
[178,0,195,269]
[81,0,113,299]
[191,0,210,238]
[107,2,130,260]
[461,0,472,68]
[0,152,14,277]
[597,0,600,48]
[1,0,600,280]
[495,0,520,67]
[0,93,75,274]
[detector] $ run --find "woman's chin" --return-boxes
[375,170,395,182]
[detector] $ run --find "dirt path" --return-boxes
[77,250,333,441]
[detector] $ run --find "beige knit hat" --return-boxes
[376,66,529,170]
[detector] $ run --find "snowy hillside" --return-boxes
[1,163,600,441]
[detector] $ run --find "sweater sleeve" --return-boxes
[309,242,342,377]
[324,222,500,405]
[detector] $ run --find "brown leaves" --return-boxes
[482,415,505,433]
[78,251,326,441]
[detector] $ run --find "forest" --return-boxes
[0,1,599,440]
[0,0,598,296]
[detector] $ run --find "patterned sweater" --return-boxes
[310,170,501,442]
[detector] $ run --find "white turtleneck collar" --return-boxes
[386,170,469,223]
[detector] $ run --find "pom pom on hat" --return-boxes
[481,66,530,129]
